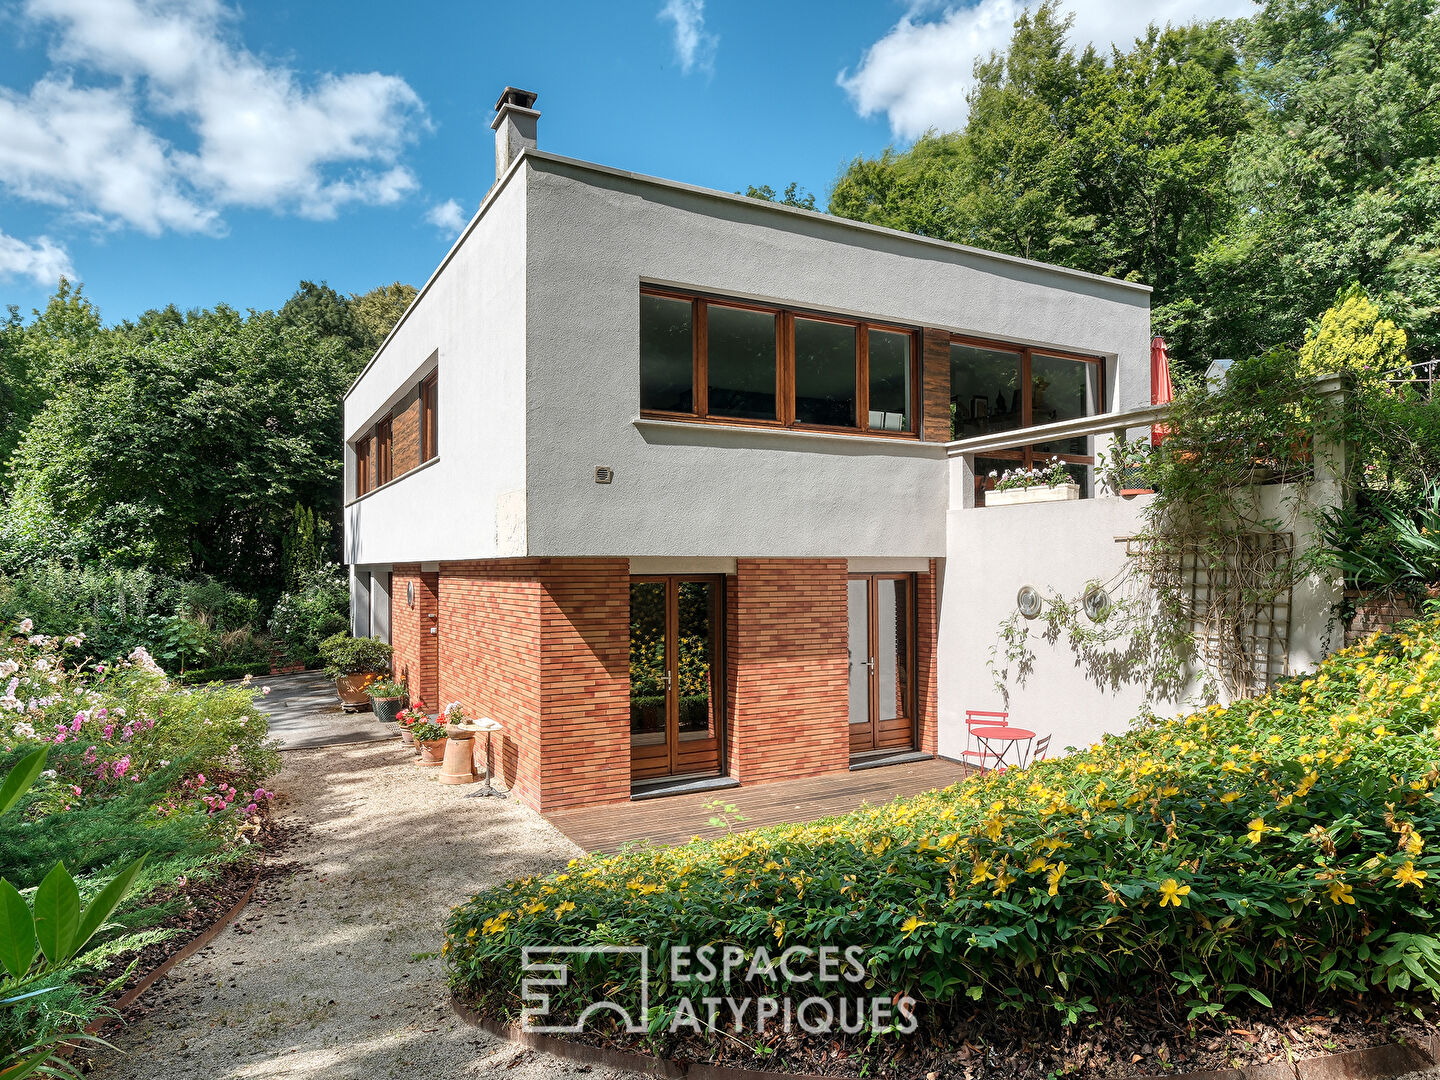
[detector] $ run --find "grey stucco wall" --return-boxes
[343,167,529,566]
[520,154,1152,559]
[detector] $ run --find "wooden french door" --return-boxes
[629,576,725,782]
[847,574,917,758]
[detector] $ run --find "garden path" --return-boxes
[88,739,641,1080]
[259,670,394,750]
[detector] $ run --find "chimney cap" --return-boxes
[494,87,538,113]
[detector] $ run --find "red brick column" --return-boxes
[438,560,543,807]
[915,560,939,755]
[537,559,631,811]
[728,559,850,786]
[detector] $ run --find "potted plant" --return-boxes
[984,457,1081,506]
[410,715,449,766]
[367,678,408,723]
[1098,437,1154,496]
[396,700,427,749]
[439,701,477,785]
[319,632,394,712]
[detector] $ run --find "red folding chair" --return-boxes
[963,710,1010,770]
[1031,734,1051,763]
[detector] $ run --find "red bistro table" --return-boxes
[970,726,1036,772]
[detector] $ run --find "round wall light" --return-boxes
[1016,585,1042,619]
[1083,585,1112,622]
[407,581,415,608]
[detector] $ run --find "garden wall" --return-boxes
[938,487,1340,760]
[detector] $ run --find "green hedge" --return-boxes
[175,661,273,685]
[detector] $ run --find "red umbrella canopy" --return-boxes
[1150,336,1174,446]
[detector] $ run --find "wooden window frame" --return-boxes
[354,435,373,498]
[641,286,921,439]
[949,334,1106,503]
[375,415,393,486]
[419,371,438,463]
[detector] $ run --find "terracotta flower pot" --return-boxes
[335,673,381,712]
[417,738,447,766]
[371,695,406,723]
[439,732,477,785]
[399,727,415,747]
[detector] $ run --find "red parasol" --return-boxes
[1150,336,1174,446]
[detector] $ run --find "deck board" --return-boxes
[544,757,972,853]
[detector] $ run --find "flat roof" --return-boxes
[346,148,1151,399]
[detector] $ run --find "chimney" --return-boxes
[492,87,539,183]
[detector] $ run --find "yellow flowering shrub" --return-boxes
[448,617,1440,1031]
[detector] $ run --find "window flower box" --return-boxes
[986,482,1081,506]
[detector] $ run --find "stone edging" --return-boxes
[87,874,261,1034]
[452,993,1440,1080]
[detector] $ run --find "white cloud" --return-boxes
[0,0,427,235]
[0,229,75,286]
[659,0,717,75]
[424,198,468,234]
[840,0,1255,140]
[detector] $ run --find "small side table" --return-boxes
[453,718,506,798]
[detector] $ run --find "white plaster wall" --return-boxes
[520,154,1152,558]
[342,169,529,565]
[939,483,1343,762]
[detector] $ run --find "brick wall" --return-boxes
[1344,590,1422,648]
[727,559,850,785]
[389,566,439,707]
[438,560,544,807]
[391,386,422,476]
[537,559,631,810]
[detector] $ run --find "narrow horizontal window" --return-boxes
[638,288,921,439]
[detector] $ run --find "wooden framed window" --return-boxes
[375,416,393,486]
[639,287,919,437]
[354,435,373,498]
[948,336,1104,504]
[419,372,438,462]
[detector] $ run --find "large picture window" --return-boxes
[949,337,1103,503]
[639,287,918,437]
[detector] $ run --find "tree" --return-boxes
[739,182,819,211]
[350,282,418,353]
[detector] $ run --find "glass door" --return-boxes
[847,574,916,759]
[630,576,725,783]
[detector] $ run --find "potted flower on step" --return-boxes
[318,632,394,712]
[410,714,449,765]
[367,678,408,723]
[985,457,1080,506]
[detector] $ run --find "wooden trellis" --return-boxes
[1125,531,1295,697]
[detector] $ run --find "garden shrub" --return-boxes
[268,563,349,666]
[448,616,1440,1037]
[318,631,392,677]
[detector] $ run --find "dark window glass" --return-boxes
[706,305,776,421]
[950,343,1023,440]
[639,295,694,413]
[1031,354,1100,454]
[794,318,856,427]
[420,374,438,462]
[868,330,912,432]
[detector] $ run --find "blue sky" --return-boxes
[0,0,1244,324]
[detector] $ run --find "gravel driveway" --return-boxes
[90,739,642,1080]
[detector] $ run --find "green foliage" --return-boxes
[268,564,349,666]
[318,632,392,678]
[448,618,1440,1044]
[1298,284,1409,382]
[738,183,817,211]
[349,282,418,352]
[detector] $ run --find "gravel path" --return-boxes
[89,739,642,1080]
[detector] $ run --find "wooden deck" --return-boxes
[543,757,972,853]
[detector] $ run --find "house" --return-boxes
[344,88,1323,814]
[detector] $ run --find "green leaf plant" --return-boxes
[0,748,146,1080]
